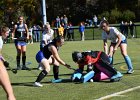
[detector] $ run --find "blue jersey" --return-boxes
[15,23,27,41]
[79,25,85,32]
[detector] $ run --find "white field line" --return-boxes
[96,86,140,100]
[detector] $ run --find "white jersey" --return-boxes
[102,27,126,43]
[42,29,54,44]
[0,36,3,49]
[28,28,33,35]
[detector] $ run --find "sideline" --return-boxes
[120,65,127,70]
[96,86,140,100]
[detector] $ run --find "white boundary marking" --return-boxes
[96,86,140,100]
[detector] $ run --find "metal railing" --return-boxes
[5,24,140,43]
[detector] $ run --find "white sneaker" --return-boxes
[38,66,43,70]
[38,64,43,70]
[127,69,134,74]
[34,82,43,87]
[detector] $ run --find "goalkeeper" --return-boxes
[72,50,123,82]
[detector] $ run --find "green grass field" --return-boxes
[1,39,140,100]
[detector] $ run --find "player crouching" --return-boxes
[71,50,123,83]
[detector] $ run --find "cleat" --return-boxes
[34,82,43,87]
[22,65,30,70]
[38,64,43,70]
[110,77,121,82]
[16,66,21,70]
[126,69,134,74]
[111,71,123,79]
[51,79,62,83]
[110,71,123,82]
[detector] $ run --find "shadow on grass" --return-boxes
[11,78,120,87]
[113,61,125,65]
[11,81,52,87]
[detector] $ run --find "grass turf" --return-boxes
[0,39,140,100]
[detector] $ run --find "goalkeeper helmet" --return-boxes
[72,51,83,62]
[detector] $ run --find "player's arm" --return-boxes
[103,39,108,55]
[51,29,54,40]
[11,25,16,39]
[50,45,71,68]
[25,24,29,39]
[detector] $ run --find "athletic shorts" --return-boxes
[111,39,127,45]
[15,40,27,46]
[0,55,3,61]
[36,51,45,63]
[121,39,127,44]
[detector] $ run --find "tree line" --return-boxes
[0,0,139,27]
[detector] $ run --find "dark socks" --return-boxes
[53,65,59,80]
[16,56,20,67]
[22,56,26,66]
[36,70,48,82]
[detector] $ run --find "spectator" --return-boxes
[93,15,98,27]
[33,25,41,42]
[102,16,106,20]
[79,22,85,41]
[89,19,93,26]
[129,21,135,38]
[120,21,124,34]
[67,23,74,41]
[28,27,33,44]
[60,16,64,25]
[123,21,129,38]
[55,16,60,28]
[36,25,41,42]
[58,24,64,37]
[63,15,68,26]
[63,15,68,40]
[33,25,37,42]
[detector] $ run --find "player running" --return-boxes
[71,50,123,82]
[34,36,71,87]
[100,20,133,74]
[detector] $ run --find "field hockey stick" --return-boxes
[10,37,17,40]
[69,67,76,71]
[8,66,17,74]
[12,38,17,40]
[11,37,28,41]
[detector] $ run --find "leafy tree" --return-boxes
[122,10,136,21]
[109,9,122,23]
[98,11,109,21]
